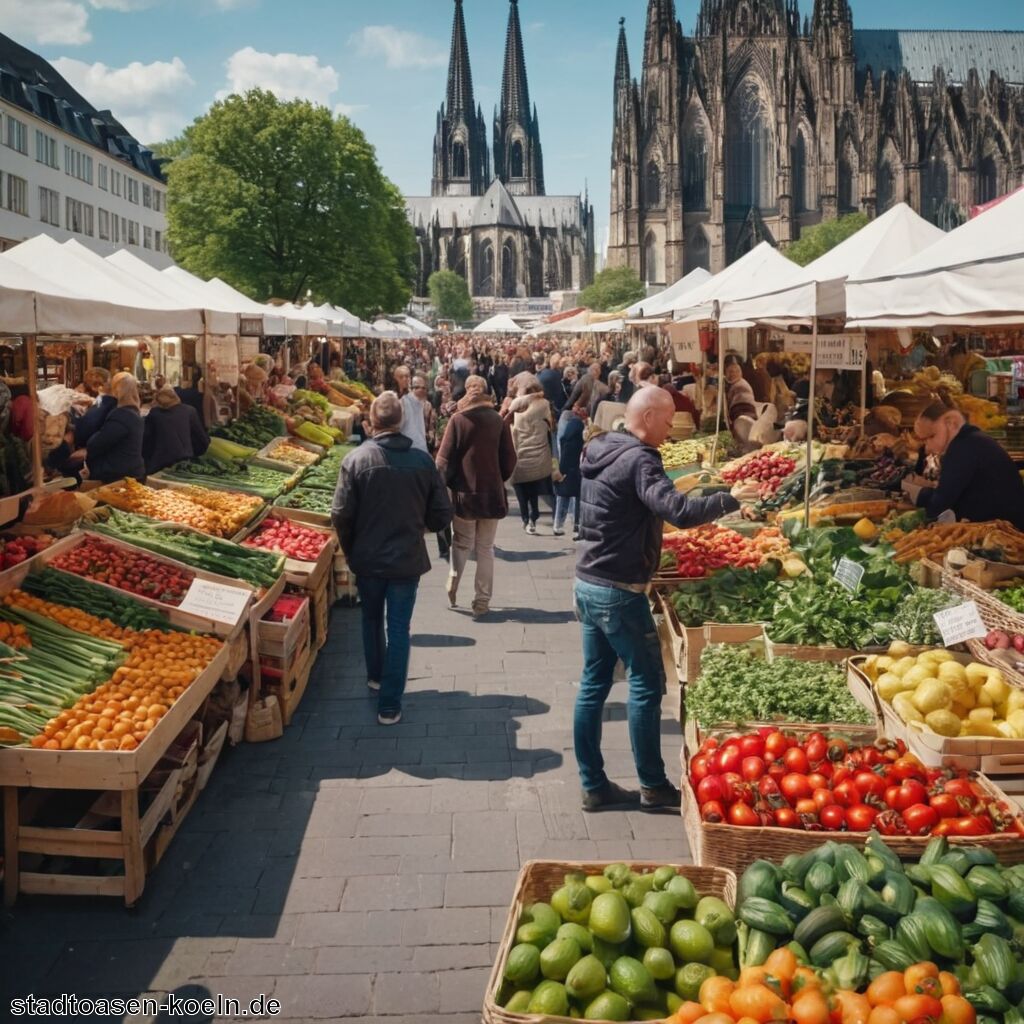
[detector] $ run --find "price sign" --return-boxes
[667,321,701,362]
[205,335,240,386]
[784,335,814,355]
[239,336,260,363]
[179,579,252,625]
[815,334,866,371]
[932,601,988,647]
[834,557,865,593]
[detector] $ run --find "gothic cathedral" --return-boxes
[406,0,595,306]
[608,0,1024,286]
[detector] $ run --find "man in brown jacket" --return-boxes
[435,376,517,618]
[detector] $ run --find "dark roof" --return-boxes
[854,29,1024,87]
[0,31,165,182]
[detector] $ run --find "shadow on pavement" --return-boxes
[410,633,476,647]
[482,607,577,625]
[494,548,564,563]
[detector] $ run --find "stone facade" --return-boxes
[608,0,1024,285]
[408,0,594,301]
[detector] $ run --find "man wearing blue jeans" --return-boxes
[574,388,740,812]
[332,392,452,725]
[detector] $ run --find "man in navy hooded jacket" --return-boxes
[574,387,739,814]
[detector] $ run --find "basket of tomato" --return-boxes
[682,726,1024,875]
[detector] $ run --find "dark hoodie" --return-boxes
[576,432,739,587]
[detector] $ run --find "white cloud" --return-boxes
[87,0,156,10]
[212,0,252,8]
[0,0,92,45]
[219,47,343,108]
[350,26,446,70]
[52,56,194,143]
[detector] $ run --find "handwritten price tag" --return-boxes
[933,601,988,647]
[834,557,865,593]
[179,579,252,625]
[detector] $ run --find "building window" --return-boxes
[98,164,108,191]
[726,77,775,209]
[98,208,110,240]
[838,136,859,212]
[127,178,139,204]
[684,123,709,210]
[978,155,999,204]
[5,115,28,154]
[644,230,662,285]
[39,187,60,226]
[6,174,27,216]
[510,140,524,179]
[478,239,494,294]
[153,189,162,213]
[35,130,58,169]
[66,197,94,236]
[112,215,121,244]
[144,226,153,249]
[452,142,467,179]
[687,228,710,273]
[155,229,163,252]
[112,170,122,197]
[143,184,152,209]
[924,147,949,225]
[645,161,662,209]
[63,146,94,184]
[128,220,139,245]
[793,129,815,212]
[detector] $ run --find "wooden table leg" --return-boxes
[4,786,19,906]
[120,788,144,907]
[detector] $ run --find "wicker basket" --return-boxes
[482,860,737,1024]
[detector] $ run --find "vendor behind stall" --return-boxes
[73,368,116,448]
[902,400,1024,529]
[85,374,146,483]
[143,386,211,475]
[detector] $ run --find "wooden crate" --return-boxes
[333,550,357,603]
[251,436,325,472]
[257,596,311,660]
[482,861,736,1024]
[0,643,229,906]
[242,514,337,589]
[260,637,314,727]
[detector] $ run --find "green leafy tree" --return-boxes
[580,265,647,312]
[428,270,474,322]
[163,89,415,316]
[784,213,869,267]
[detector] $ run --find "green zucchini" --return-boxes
[905,863,932,888]
[787,941,810,965]
[738,897,793,937]
[871,940,916,972]
[864,832,902,873]
[809,931,860,968]
[971,899,1012,940]
[916,896,965,960]
[1007,886,1024,920]
[837,879,868,919]
[739,925,776,969]
[881,871,916,917]
[778,884,816,921]
[856,915,891,944]
[833,845,872,886]
[972,934,1016,991]
[965,986,1011,1014]
[794,906,849,952]
[961,846,999,867]
[940,849,972,876]
[920,835,949,867]
[929,863,978,920]
[965,865,1009,901]
[739,860,782,904]
[804,862,837,901]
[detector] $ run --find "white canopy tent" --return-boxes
[718,204,946,326]
[625,267,713,320]
[400,315,434,336]
[526,310,589,336]
[846,188,1024,328]
[474,314,525,334]
[161,267,287,335]
[106,248,239,335]
[0,235,205,336]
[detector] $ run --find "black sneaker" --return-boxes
[640,782,682,814]
[581,780,639,813]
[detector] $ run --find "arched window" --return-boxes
[687,229,710,273]
[644,231,661,285]
[726,77,775,209]
[792,131,807,212]
[545,242,560,291]
[924,145,950,225]
[647,93,658,130]
[684,121,709,210]
[978,154,999,204]
[838,136,859,212]
[478,240,494,295]
[646,161,662,209]
[501,238,517,298]
[510,141,524,178]
[452,142,467,179]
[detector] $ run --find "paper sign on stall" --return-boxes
[206,335,240,386]
[239,337,260,363]
[721,327,748,358]
[667,321,701,362]
[815,335,866,371]
[784,335,814,355]
[834,558,865,593]
[179,579,251,625]
[933,602,988,647]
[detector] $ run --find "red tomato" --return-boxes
[827,738,849,762]
[795,798,818,816]
[806,772,829,792]
[944,778,984,801]
[774,808,800,829]
[932,821,956,836]
[690,754,712,782]
[820,805,846,831]
[696,776,725,805]
[855,771,887,801]
[700,801,725,823]
[886,779,928,812]
[929,793,962,819]
[812,788,835,811]
[717,744,742,775]
[890,755,927,782]
[804,733,828,765]
[903,803,940,836]
[742,756,767,782]
[721,772,744,803]
[953,816,993,836]
[832,766,853,786]
[768,762,787,783]
[846,804,879,832]
[780,773,814,803]
[728,803,760,827]
[739,734,766,759]
[783,747,811,774]
[833,779,862,808]
[765,731,790,759]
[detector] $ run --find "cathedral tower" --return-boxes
[431,0,490,198]
[608,17,642,273]
[494,0,545,196]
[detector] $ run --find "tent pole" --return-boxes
[804,316,818,525]
[25,335,43,489]
[710,301,724,466]
[860,338,868,440]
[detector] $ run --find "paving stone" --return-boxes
[314,946,413,975]
[356,811,452,836]
[371,971,440,1015]
[402,907,491,946]
[293,910,407,948]
[270,974,372,1018]
[223,944,317,977]
[443,870,519,908]
[340,873,445,912]
[437,966,493,1013]
[410,943,495,972]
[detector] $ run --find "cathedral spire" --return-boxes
[811,0,853,55]
[494,0,545,196]
[615,16,631,94]
[431,0,490,198]
[446,0,475,117]
[644,0,677,65]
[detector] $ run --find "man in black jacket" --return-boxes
[574,388,739,813]
[332,392,453,725]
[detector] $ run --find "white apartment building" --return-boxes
[0,32,171,268]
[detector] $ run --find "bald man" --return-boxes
[573,387,739,813]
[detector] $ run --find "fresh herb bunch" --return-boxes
[670,565,780,627]
[688,645,873,727]
[889,587,960,645]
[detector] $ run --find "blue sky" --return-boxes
[7,0,1023,247]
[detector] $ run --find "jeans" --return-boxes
[356,576,419,714]
[572,579,667,792]
[449,516,499,613]
[513,481,543,524]
[554,496,577,532]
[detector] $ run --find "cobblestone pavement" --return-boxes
[0,512,688,1022]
